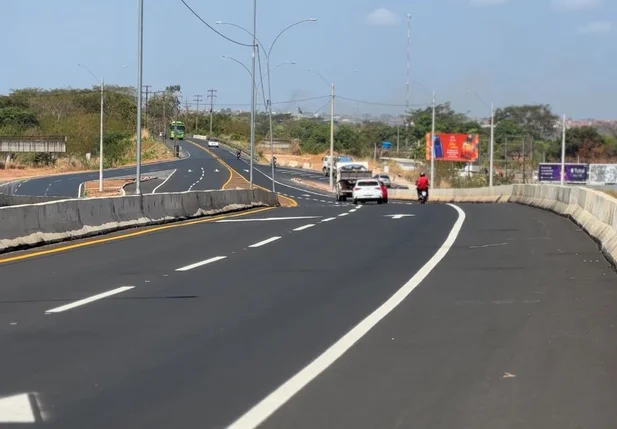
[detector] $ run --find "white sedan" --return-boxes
[207,138,219,147]
[352,179,384,205]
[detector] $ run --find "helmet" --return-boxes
[420,172,426,177]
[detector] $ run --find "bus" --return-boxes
[169,121,185,140]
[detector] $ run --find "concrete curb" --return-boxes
[0,189,278,254]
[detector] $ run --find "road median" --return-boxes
[0,189,279,253]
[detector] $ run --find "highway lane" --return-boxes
[1,201,616,427]
[2,140,228,197]
[0,201,455,427]
[189,139,335,206]
[258,203,617,429]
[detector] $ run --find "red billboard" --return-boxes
[425,133,479,162]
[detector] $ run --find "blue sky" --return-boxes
[3,0,616,119]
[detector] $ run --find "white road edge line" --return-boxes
[176,256,227,272]
[77,181,84,198]
[224,204,466,429]
[292,224,315,231]
[249,236,282,248]
[45,286,135,314]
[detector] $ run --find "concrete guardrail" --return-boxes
[0,189,279,253]
[389,184,617,267]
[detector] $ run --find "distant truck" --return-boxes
[335,161,372,201]
[322,155,354,176]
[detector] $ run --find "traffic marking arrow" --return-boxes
[0,393,38,423]
[385,214,415,219]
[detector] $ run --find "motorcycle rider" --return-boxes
[416,172,430,201]
[236,149,241,159]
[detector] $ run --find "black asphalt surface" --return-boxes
[1,140,227,197]
[0,202,616,428]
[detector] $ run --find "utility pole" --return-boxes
[135,0,144,195]
[560,114,566,186]
[184,99,189,114]
[329,81,335,191]
[405,13,411,154]
[143,85,151,128]
[207,89,217,135]
[194,94,203,130]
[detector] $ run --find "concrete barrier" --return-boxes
[0,193,67,207]
[0,189,279,253]
[388,183,617,267]
[387,185,513,203]
[509,184,617,266]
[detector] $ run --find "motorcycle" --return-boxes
[418,190,428,204]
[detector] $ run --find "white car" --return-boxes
[207,138,219,147]
[352,179,384,205]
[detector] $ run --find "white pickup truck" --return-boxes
[322,155,354,177]
[335,161,372,201]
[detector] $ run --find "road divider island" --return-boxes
[0,189,278,253]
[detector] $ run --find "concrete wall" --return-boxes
[0,189,279,252]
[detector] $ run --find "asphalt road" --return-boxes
[0,140,228,197]
[0,202,616,428]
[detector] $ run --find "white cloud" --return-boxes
[551,0,603,11]
[578,20,612,34]
[470,0,508,6]
[366,8,400,26]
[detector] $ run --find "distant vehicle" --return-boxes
[373,173,391,188]
[322,155,354,176]
[207,137,219,147]
[352,179,384,205]
[335,162,372,202]
[169,121,185,140]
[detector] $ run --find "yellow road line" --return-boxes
[0,206,275,265]
[185,140,298,208]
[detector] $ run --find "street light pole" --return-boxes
[430,90,436,188]
[489,102,495,187]
[99,77,104,192]
[560,114,566,186]
[249,0,257,188]
[78,64,105,193]
[135,0,144,195]
[329,81,335,191]
[218,19,315,192]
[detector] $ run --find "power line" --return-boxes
[337,95,429,107]
[179,0,254,47]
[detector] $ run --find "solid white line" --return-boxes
[45,286,134,314]
[77,181,84,198]
[249,236,282,248]
[292,224,315,231]
[153,169,177,193]
[224,204,466,429]
[176,256,227,272]
[321,217,336,222]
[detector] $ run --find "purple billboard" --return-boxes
[538,163,588,183]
